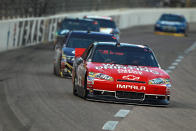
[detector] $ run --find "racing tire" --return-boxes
[53,60,61,76]
[73,76,78,96]
[81,75,88,99]
[53,50,62,76]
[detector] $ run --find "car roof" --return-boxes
[93,42,148,49]
[161,13,185,18]
[84,15,112,20]
[70,30,115,37]
[62,17,95,22]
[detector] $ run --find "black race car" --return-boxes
[53,31,118,77]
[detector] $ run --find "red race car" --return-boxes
[72,42,171,105]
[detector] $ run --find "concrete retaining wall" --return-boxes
[0,8,196,52]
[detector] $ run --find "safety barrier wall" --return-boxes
[0,8,196,52]
[1,0,185,20]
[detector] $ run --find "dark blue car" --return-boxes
[53,31,118,77]
[154,13,188,36]
[56,18,100,36]
[54,18,100,48]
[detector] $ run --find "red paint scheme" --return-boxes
[75,48,86,57]
[86,62,170,96]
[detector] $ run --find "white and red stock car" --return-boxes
[72,42,171,105]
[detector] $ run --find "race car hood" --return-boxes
[158,21,184,27]
[87,63,169,82]
[62,47,75,56]
[62,47,86,57]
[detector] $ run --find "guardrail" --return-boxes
[0,8,196,52]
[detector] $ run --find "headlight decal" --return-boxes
[87,76,94,85]
[148,78,170,85]
[89,72,113,81]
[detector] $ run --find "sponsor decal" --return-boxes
[117,84,146,91]
[75,48,86,57]
[118,69,142,74]
[95,64,159,74]
[87,76,94,85]
[122,75,140,80]
[166,84,171,88]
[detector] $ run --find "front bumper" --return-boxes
[86,89,170,105]
[154,26,186,37]
[155,31,185,37]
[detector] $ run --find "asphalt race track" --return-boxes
[0,24,196,131]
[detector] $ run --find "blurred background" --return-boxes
[0,0,196,20]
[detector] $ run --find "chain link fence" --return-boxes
[1,0,196,20]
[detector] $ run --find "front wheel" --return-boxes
[81,76,88,99]
[73,76,78,96]
[53,49,62,76]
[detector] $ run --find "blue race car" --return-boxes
[154,13,188,36]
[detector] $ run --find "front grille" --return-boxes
[117,79,146,84]
[145,95,166,100]
[116,91,144,100]
[93,90,115,96]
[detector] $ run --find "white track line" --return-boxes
[171,62,179,66]
[184,42,196,54]
[102,121,119,131]
[168,66,176,70]
[165,41,196,73]
[175,59,182,62]
[114,109,130,118]
[177,56,184,59]
[165,70,171,73]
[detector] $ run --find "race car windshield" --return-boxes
[67,35,117,48]
[160,14,185,22]
[92,46,159,67]
[92,19,116,28]
[61,19,99,32]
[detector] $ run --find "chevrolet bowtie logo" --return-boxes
[122,75,140,80]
